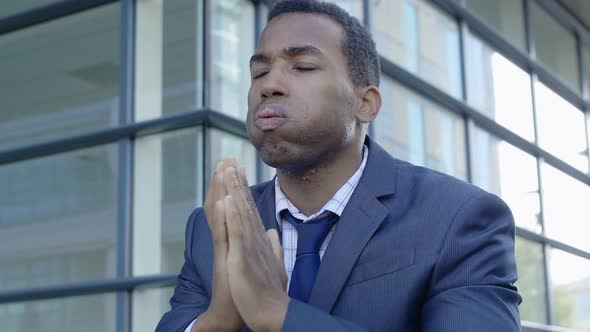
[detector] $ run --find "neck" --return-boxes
[276,139,364,216]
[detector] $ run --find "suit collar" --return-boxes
[358,135,397,198]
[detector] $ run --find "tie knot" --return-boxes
[282,210,338,255]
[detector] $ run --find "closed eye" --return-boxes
[294,67,316,72]
[252,71,268,79]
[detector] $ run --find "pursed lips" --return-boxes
[254,105,288,131]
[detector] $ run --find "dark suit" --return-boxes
[156,137,521,331]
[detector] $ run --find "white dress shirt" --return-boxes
[184,146,368,332]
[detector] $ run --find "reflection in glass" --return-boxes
[162,0,203,114]
[132,287,174,332]
[0,293,116,332]
[376,76,467,180]
[535,82,588,173]
[210,129,257,184]
[373,0,462,98]
[211,0,255,120]
[464,0,525,50]
[541,163,590,253]
[465,32,535,141]
[515,237,547,324]
[531,2,579,91]
[133,127,203,277]
[0,4,120,150]
[471,128,541,233]
[0,145,117,290]
[548,248,590,331]
[328,0,363,19]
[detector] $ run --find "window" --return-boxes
[548,248,590,331]
[210,0,255,120]
[373,0,462,98]
[0,145,117,290]
[464,0,525,50]
[209,129,257,183]
[0,1,60,18]
[135,0,204,121]
[133,127,203,277]
[0,293,116,332]
[376,76,467,180]
[465,32,535,141]
[515,237,547,324]
[531,2,579,91]
[541,163,590,253]
[0,4,120,150]
[471,127,541,233]
[535,82,588,173]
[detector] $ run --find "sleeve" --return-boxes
[421,192,522,331]
[282,300,369,332]
[156,209,211,332]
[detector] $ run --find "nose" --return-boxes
[259,68,287,99]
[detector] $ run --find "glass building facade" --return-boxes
[0,0,589,331]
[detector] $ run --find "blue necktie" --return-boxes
[282,210,338,303]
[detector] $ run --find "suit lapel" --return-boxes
[307,183,388,311]
[253,180,279,231]
[307,137,397,312]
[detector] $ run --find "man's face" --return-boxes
[247,13,359,171]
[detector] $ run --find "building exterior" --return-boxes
[0,0,589,331]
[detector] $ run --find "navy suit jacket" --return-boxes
[156,137,521,331]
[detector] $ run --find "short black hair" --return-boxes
[268,0,380,88]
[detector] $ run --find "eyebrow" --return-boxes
[249,45,323,66]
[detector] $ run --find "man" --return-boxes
[156,1,521,331]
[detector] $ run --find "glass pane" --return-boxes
[209,129,257,184]
[162,0,203,115]
[132,287,174,332]
[133,127,203,276]
[376,76,467,180]
[0,293,116,332]
[531,2,579,91]
[0,145,117,290]
[0,4,120,150]
[541,162,590,253]
[328,0,363,20]
[515,237,547,324]
[465,32,535,141]
[0,0,60,18]
[471,127,541,233]
[373,0,462,98]
[465,0,525,50]
[210,0,255,120]
[584,44,590,100]
[535,82,588,173]
[548,248,590,331]
[135,0,204,121]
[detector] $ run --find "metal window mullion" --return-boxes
[203,0,212,108]
[457,17,472,183]
[117,0,136,331]
[0,0,118,35]
[364,0,376,139]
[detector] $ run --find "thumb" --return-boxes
[266,229,287,290]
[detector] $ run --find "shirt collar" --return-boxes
[274,145,369,226]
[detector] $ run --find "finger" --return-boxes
[266,229,288,290]
[224,166,252,227]
[266,229,283,265]
[211,199,228,256]
[237,166,265,233]
[224,195,247,250]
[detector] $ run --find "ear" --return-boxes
[356,86,381,124]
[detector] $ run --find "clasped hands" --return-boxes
[196,158,289,332]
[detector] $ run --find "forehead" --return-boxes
[258,13,345,58]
